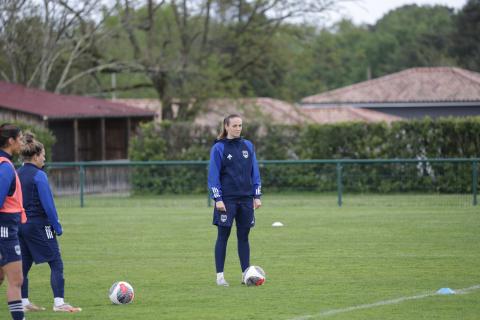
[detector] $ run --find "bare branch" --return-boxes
[201,0,211,52]
[0,70,10,82]
[121,0,141,60]
[55,62,122,92]
[98,82,154,93]
[26,47,65,87]
[54,36,85,92]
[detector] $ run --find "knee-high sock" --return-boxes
[237,227,250,272]
[215,226,231,273]
[7,300,24,320]
[49,257,65,298]
[21,254,33,298]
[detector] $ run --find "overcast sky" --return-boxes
[328,0,467,25]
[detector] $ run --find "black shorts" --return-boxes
[212,198,255,228]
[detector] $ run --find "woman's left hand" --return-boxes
[253,198,262,209]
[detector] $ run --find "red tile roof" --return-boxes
[115,98,162,121]
[195,98,401,125]
[0,81,155,119]
[194,98,311,126]
[302,67,480,104]
[302,106,402,123]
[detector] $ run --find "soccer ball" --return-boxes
[109,281,135,305]
[243,266,266,286]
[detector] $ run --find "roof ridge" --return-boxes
[348,106,379,122]
[302,106,401,123]
[349,106,402,121]
[250,98,309,122]
[303,68,419,101]
[451,67,480,86]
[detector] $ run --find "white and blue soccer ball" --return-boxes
[243,266,266,286]
[109,281,135,305]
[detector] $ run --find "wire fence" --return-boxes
[46,159,479,208]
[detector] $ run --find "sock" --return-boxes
[21,298,30,307]
[216,272,224,281]
[8,300,24,320]
[54,297,64,307]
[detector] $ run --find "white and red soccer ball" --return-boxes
[109,281,135,305]
[243,266,266,286]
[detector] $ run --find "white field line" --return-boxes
[289,284,480,320]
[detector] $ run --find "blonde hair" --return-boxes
[217,114,242,140]
[21,132,44,161]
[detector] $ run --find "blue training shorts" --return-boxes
[212,198,255,228]
[0,224,22,267]
[19,224,60,264]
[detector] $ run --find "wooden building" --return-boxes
[0,81,155,161]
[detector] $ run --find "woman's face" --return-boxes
[9,133,23,156]
[32,149,46,168]
[225,117,242,139]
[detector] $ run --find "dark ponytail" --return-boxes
[0,123,21,149]
[21,131,44,160]
[217,114,242,140]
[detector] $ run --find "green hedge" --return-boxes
[129,117,480,194]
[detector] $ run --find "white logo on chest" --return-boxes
[227,154,233,160]
[242,150,249,158]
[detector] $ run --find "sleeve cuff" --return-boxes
[53,224,63,235]
[214,197,223,202]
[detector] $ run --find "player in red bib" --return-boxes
[0,123,26,320]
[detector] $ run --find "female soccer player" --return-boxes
[17,133,81,313]
[208,114,262,286]
[0,123,26,320]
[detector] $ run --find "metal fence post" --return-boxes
[79,165,85,208]
[336,162,343,207]
[473,160,478,206]
[207,165,212,207]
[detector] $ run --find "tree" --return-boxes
[266,24,324,101]
[0,0,118,93]
[307,19,371,91]
[367,4,456,78]
[279,4,461,98]
[113,0,343,120]
[452,0,480,71]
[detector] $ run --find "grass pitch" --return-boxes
[1,194,479,319]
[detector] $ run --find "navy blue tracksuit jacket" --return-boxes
[208,138,261,202]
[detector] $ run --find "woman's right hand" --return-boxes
[215,200,226,211]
